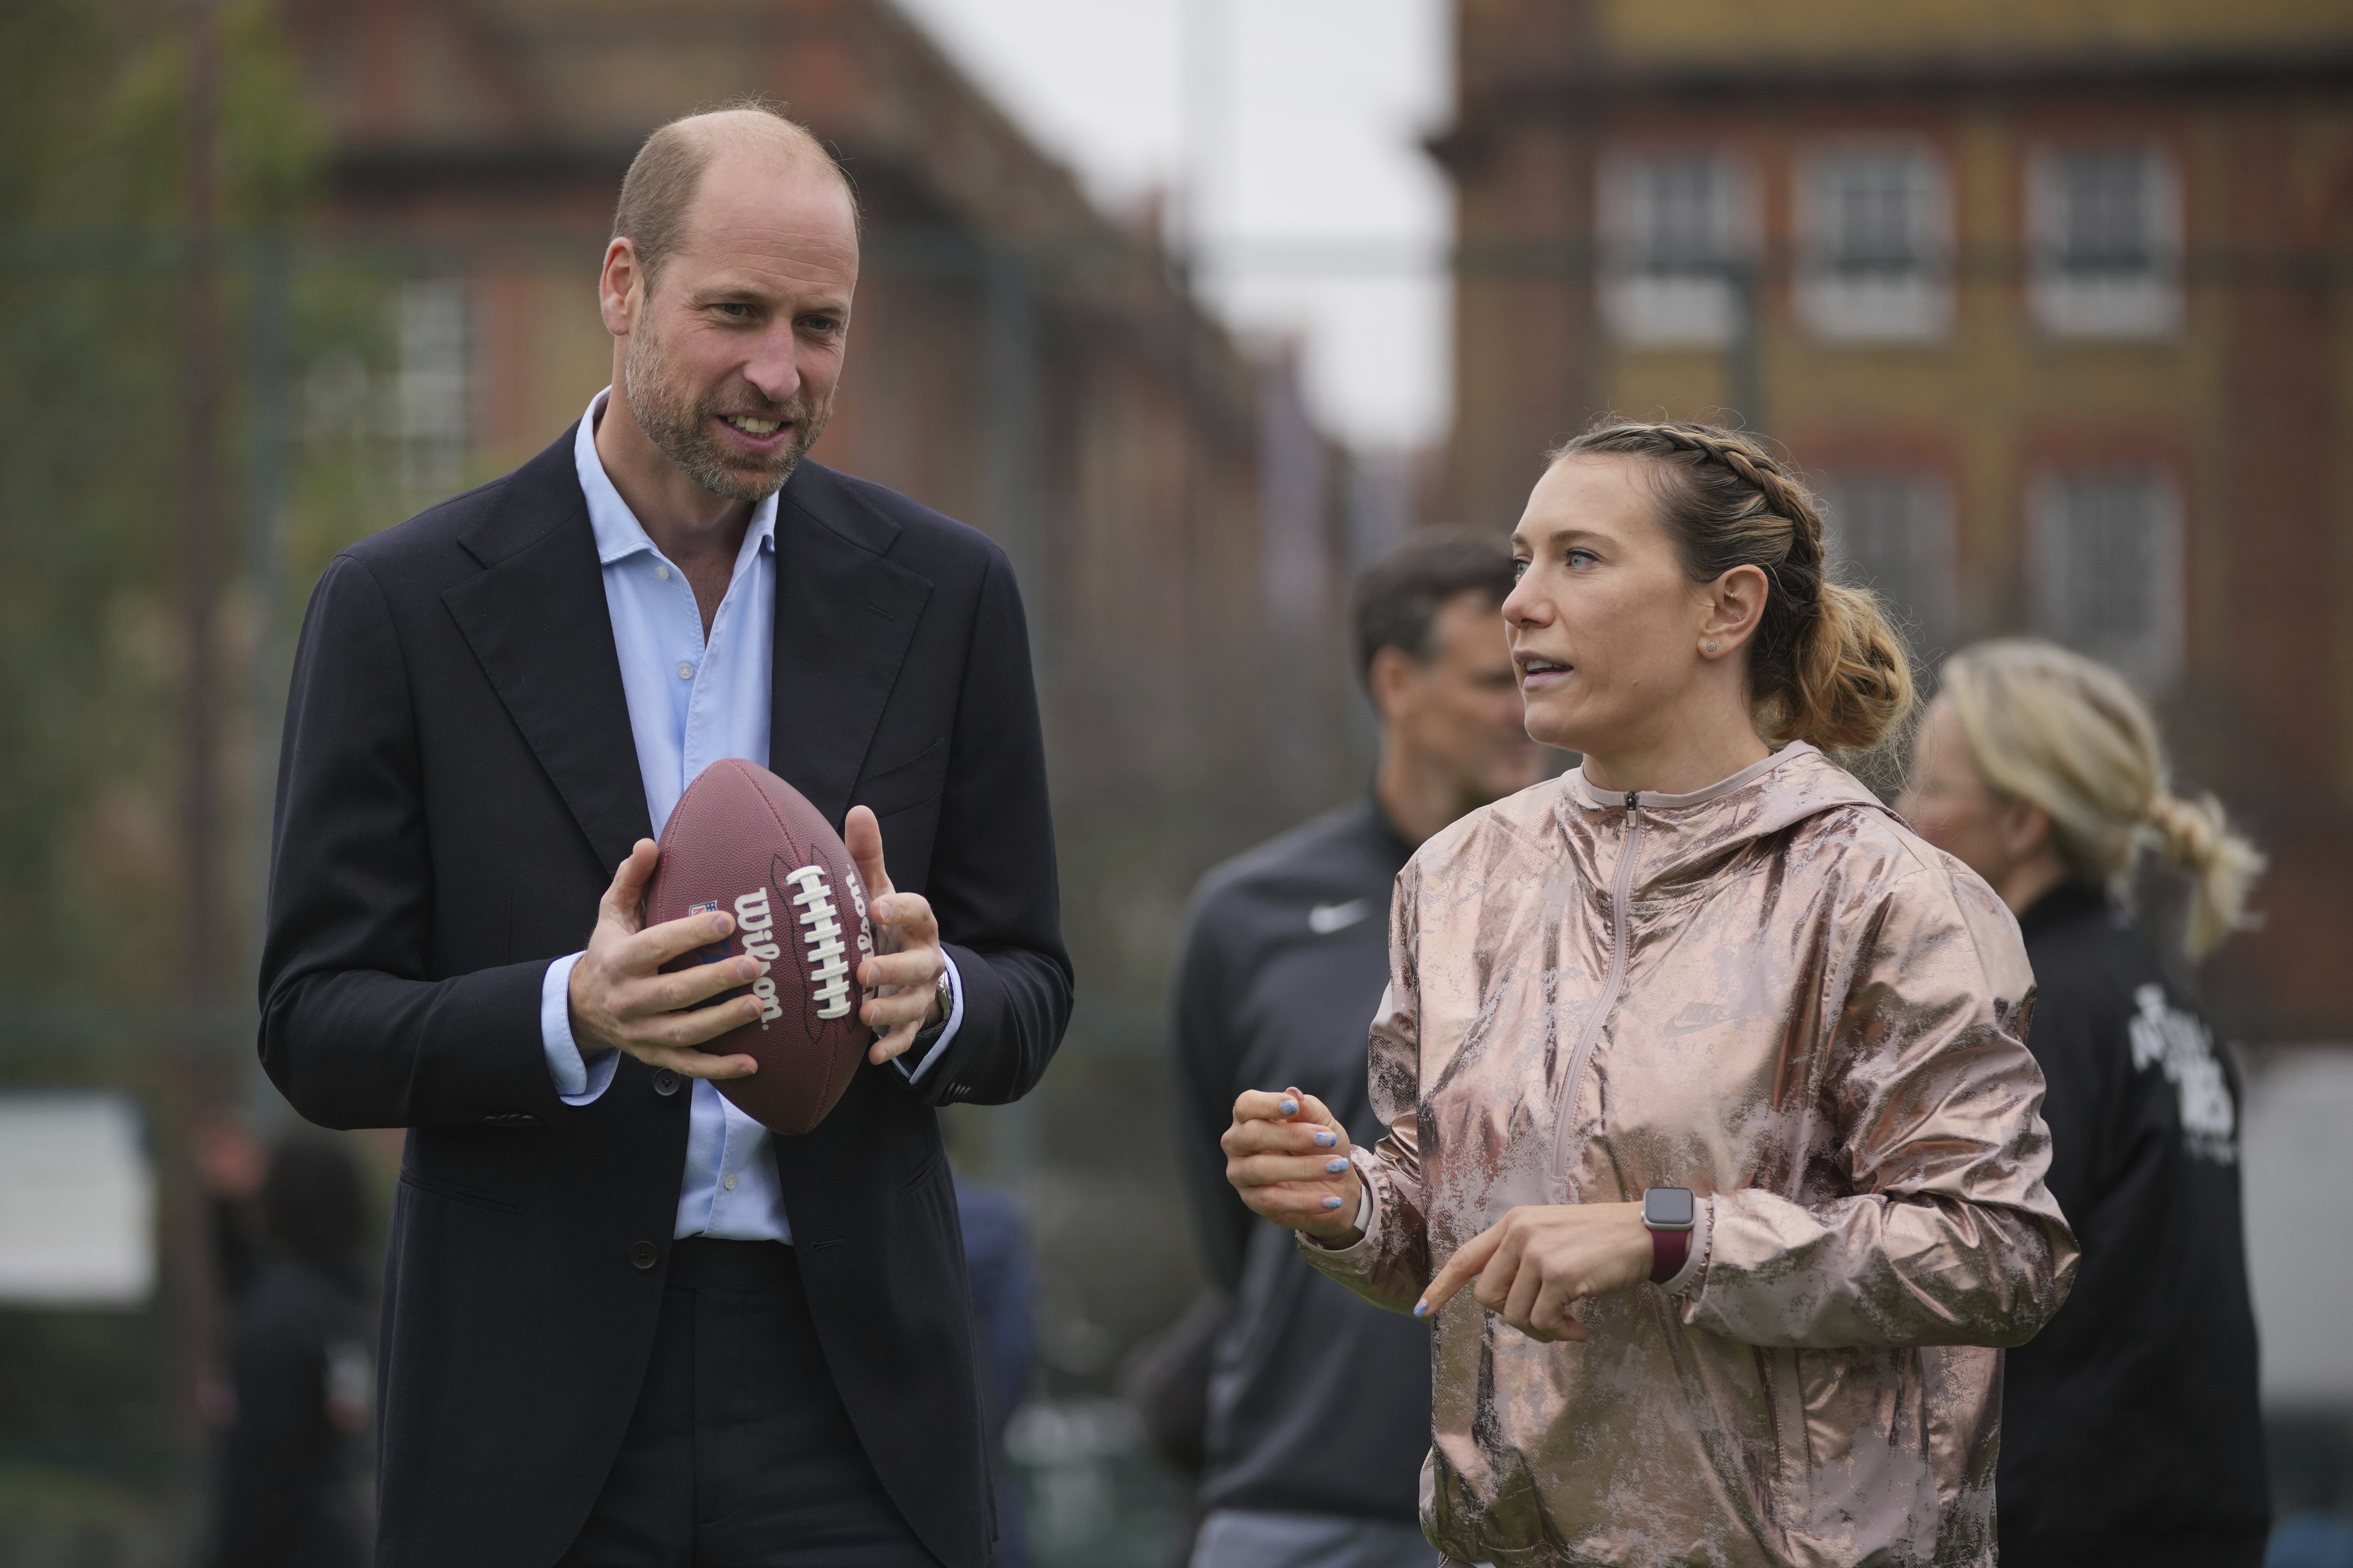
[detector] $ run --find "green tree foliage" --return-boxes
[0,0,326,1000]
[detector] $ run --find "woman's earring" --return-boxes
[1705,641,1719,654]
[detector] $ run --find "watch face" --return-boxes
[1644,1186,1695,1229]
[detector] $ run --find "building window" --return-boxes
[1818,471,1958,657]
[2027,147,2183,339]
[1797,144,1952,341]
[1599,152,1755,345]
[2028,468,2184,689]
[394,279,471,493]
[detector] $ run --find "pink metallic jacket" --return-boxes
[1302,744,2078,1568]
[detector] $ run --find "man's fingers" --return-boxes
[844,805,894,907]
[620,955,762,1016]
[859,948,942,995]
[1415,1225,1507,1319]
[614,908,738,977]
[601,839,660,929]
[869,890,938,939]
[633,1042,759,1081]
[866,1024,918,1066]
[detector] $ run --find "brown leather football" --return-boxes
[641,758,874,1136]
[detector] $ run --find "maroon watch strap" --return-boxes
[1648,1224,1691,1285]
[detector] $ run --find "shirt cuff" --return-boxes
[891,951,966,1085]
[541,953,618,1106]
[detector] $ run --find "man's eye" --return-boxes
[714,303,752,320]
[1511,558,1530,580]
[801,316,841,335]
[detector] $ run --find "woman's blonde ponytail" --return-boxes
[1940,639,2264,960]
[2143,789,2266,959]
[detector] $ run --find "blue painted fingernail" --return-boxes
[1279,1098,1298,1116]
[1326,1158,1348,1174]
[1321,1195,1343,1209]
[1312,1130,1336,1147]
[1414,1300,1431,1318]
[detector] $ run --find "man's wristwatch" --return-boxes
[908,966,954,1052]
[1642,1186,1697,1285]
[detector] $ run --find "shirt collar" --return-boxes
[573,387,778,570]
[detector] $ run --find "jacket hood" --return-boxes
[1556,741,1900,898]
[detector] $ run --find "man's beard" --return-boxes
[621,325,832,502]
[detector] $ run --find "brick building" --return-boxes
[1437,0,2353,1038]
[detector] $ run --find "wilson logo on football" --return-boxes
[729,886,785,1026]
[782,866,856,1020]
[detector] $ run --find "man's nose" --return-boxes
[742,327,803,405]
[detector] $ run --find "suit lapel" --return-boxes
[443,429,653,872]
[769,462,932,829]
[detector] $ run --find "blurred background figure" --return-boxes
[1899,639,2268,1568]
[204,1135,374,1568]
[955,1174,1038,1568]
[1168,532,1540,1568]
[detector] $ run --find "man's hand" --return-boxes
[568,839,763,1079]
[1223,1088,1363,1246]
[1413,1203,1653,1342]
[845,805,948,1066]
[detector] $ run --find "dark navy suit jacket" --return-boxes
[258,429,1072,1568]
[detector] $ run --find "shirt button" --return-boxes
[654,564,670,580]
[722,1174,738,1191]
[628,1240,659,1270]
[652,1068,680,1097]
[677,662,695,680]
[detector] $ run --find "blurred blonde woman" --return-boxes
[1898,639,2269,1568]
[1222,422,2077,1568]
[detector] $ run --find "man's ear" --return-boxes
[1698,563,1770,655]
[598,238,641,337]
[1367,644,1423,727]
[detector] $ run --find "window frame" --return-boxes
[2026,464,2186,690]
[2026,143,2185,340]
[1597,148,1758,347]
[1794,139,1954,343]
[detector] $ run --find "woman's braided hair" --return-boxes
[1547,419,1915,754]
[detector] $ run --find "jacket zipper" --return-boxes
[1552,790,1643,1189]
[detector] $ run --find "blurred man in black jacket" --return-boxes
[207,1136,374,1568]
[1170,533,1543,1568]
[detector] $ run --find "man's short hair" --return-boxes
[1352,529,1518,687]
[611,99,855,297]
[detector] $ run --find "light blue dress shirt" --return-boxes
[537,388,964,1242]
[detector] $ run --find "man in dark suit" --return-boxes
[259,105,1071,1568]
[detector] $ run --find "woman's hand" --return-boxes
[1223,1087,1363,1246]
[1414,1203,1654,1342]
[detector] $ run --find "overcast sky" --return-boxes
[889,0,1453,449]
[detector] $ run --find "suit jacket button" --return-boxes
[629,1240,659,1270]
[652,1068,680,1097]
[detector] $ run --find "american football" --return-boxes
[641,758,875,1136]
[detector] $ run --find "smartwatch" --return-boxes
[1642,1186,1696,1285]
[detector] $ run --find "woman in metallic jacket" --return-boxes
[1223,422,2079,1568]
